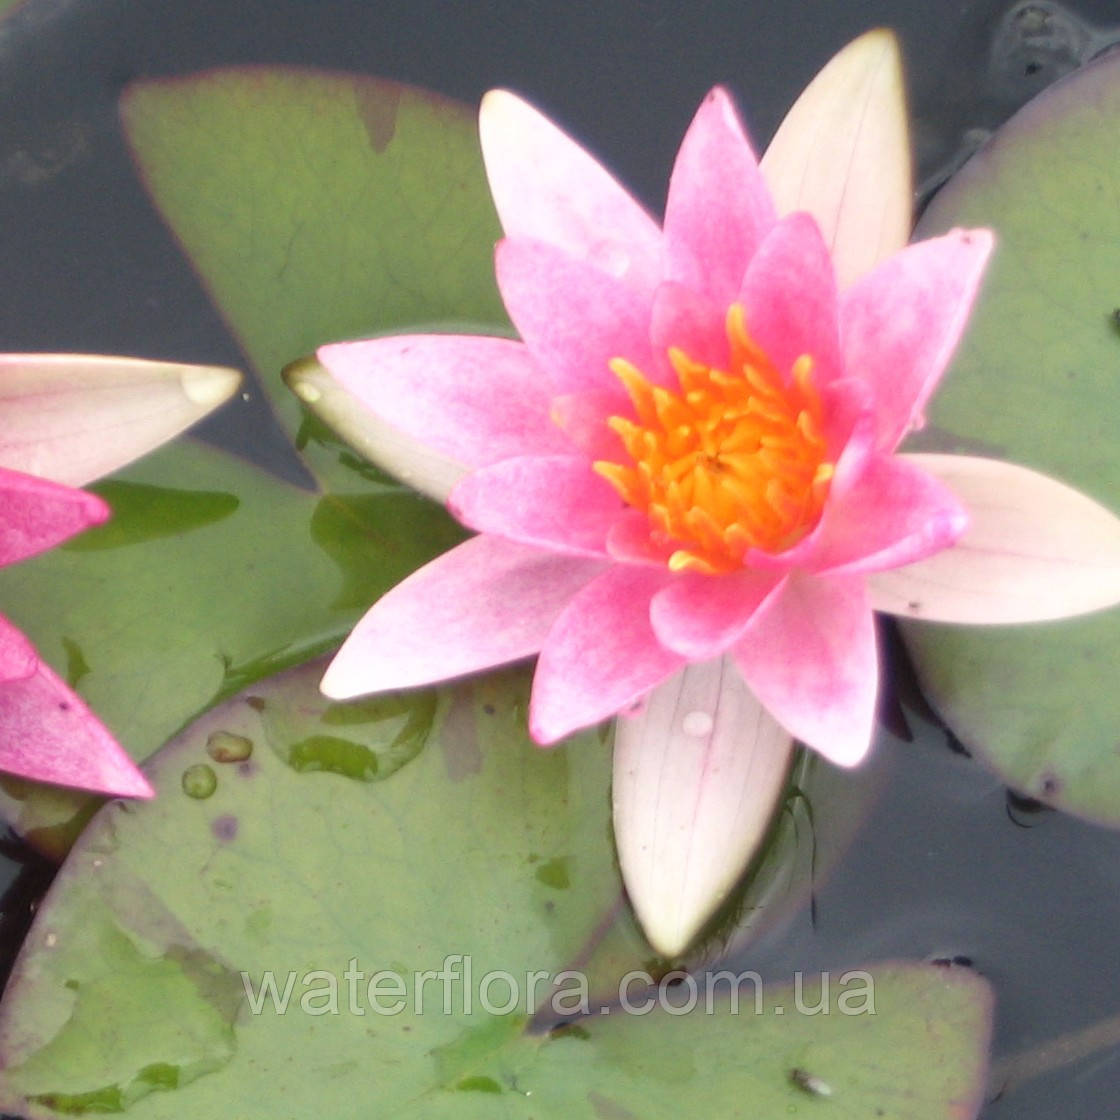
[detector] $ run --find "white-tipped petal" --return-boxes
[479,90,662,290]
[284,357,467,502]
[612,657,795,957]
[870,455,1120,624]
[760,29,911,287]
[0,354,241,487]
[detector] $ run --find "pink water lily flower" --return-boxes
[0,354,240,798]
[317,44,1120,761]
[311,32,1120,952]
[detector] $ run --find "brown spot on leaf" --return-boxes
[211,815,238,843]
[1038,771,1062,798]
[355,81,401,154]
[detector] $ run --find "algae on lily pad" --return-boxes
[906,47,1120,826]
[0,661,993,1119]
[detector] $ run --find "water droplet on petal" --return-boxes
[682,710,713,737]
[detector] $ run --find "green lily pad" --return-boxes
[0,662,993,1119]
[906,49,1120,826]
[119,67,506,484]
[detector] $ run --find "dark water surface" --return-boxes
[2,1,1120,1116]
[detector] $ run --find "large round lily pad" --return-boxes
[907,48,1120,826]
[0,661,992,1118]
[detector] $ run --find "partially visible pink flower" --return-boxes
[310,30,1120,954]
[0,355,241,798]
[0,468,144,797]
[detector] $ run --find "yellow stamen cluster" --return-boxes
[594,305,834,575]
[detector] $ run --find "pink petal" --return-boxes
[806,452,969,575]
[496,238,654,397]
[869,455,1120,624]
[606,511,672,567]
[663,87,776,307]
[0,354,240,488]
[649,282,728,380]
[320,536,604,699]
[548,391,624,460]
[479,90,662,297]
[0,615,37,683]
[530,565,681,743]
[650,570,784,659]
[841,229,995,452]
[286,356,467,503]
[0,466,108,567]
[613,657,795,955]
[817,374,875,455]
[317,335,570,475]
[760,30,911,287]
[738,212,842,388]
[734,572,877,767]
[449,456,621,556]
[0,658,153,798]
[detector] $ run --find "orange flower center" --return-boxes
[593,305,834,575]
